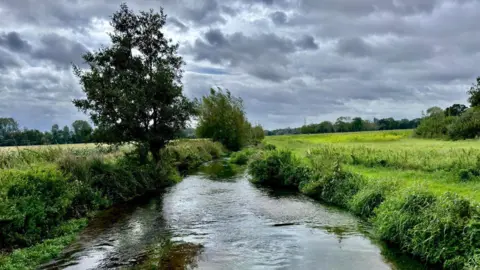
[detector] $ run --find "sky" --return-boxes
[0,0,479,130]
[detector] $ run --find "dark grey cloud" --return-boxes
[32,33,89,68]
[0,32,32,53]
[270,11,287,25]
[0,0,479,130]
[189,29,299,80]
[0,49,21,70]
[168,17,189,32]
[221,5,238,16]
[189,28,319,81]
[336,37,372,58]
[295,35,318,50]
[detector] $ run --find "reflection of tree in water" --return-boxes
[322,225,354,244]
[159,242,204,270]
[134,240,204,270]
[200,160,241,180]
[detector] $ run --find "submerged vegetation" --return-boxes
[245,131,480,269]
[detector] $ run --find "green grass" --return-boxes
[260,130,480,268]
[266,130,480,204]
[0,218,87,270]
[0,139,224,269]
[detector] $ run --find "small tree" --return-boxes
[468,77,480,107]
[250,124,265,145]
[196,88,250,151]
[73,4,195,161]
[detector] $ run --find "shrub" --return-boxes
[248,150,312,189]
[414,110,455,139]
[448,108,480,140]
[229,148,255,165]
[164,140,224,172]
[0,166,74,248]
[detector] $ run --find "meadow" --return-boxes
[265,130,480,202]
[249,130,480,269]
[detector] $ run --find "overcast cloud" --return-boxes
[0,0,479,130]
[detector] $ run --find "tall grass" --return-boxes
[253,131,480,269]
[0,139,224,269]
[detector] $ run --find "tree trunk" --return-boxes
[149,141,163,163]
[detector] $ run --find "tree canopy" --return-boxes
[73,4,195,161]
[196,88,262,151]
[467,77,480,108]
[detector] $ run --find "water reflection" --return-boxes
[198,159,242,180]
[43,160,428,270]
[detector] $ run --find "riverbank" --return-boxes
[0,140,224,269]
[251,131,480,269]
[36,160,427,269]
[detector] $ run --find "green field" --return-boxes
[265,130,480,202]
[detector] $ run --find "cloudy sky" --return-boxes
[0,0,479,130]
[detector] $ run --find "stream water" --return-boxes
[41,161,427,270]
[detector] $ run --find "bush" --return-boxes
[248,150,312,189]
[164,140,224,172]
[229,148,255,165]
[414,110,455,139]
[448,108,480,140]
[0,166,74,248]
[262,143,276,150]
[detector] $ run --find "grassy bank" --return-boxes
[0,140,224,270]
[248,131,480,269]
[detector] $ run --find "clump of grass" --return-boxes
[348,180,397,219]
[0,219,87,270]
[248,150,312,189]
[373,190,480,269]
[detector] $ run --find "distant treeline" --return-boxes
[266,117,421,136]
[0,117,197,147]
[415,78,480,140]
[0,118,94,146]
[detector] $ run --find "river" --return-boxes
[41,160,426,270]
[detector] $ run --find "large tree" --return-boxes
[73,4,195,161]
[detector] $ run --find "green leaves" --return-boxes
[196,87,264,151]
[73,4,195,160]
